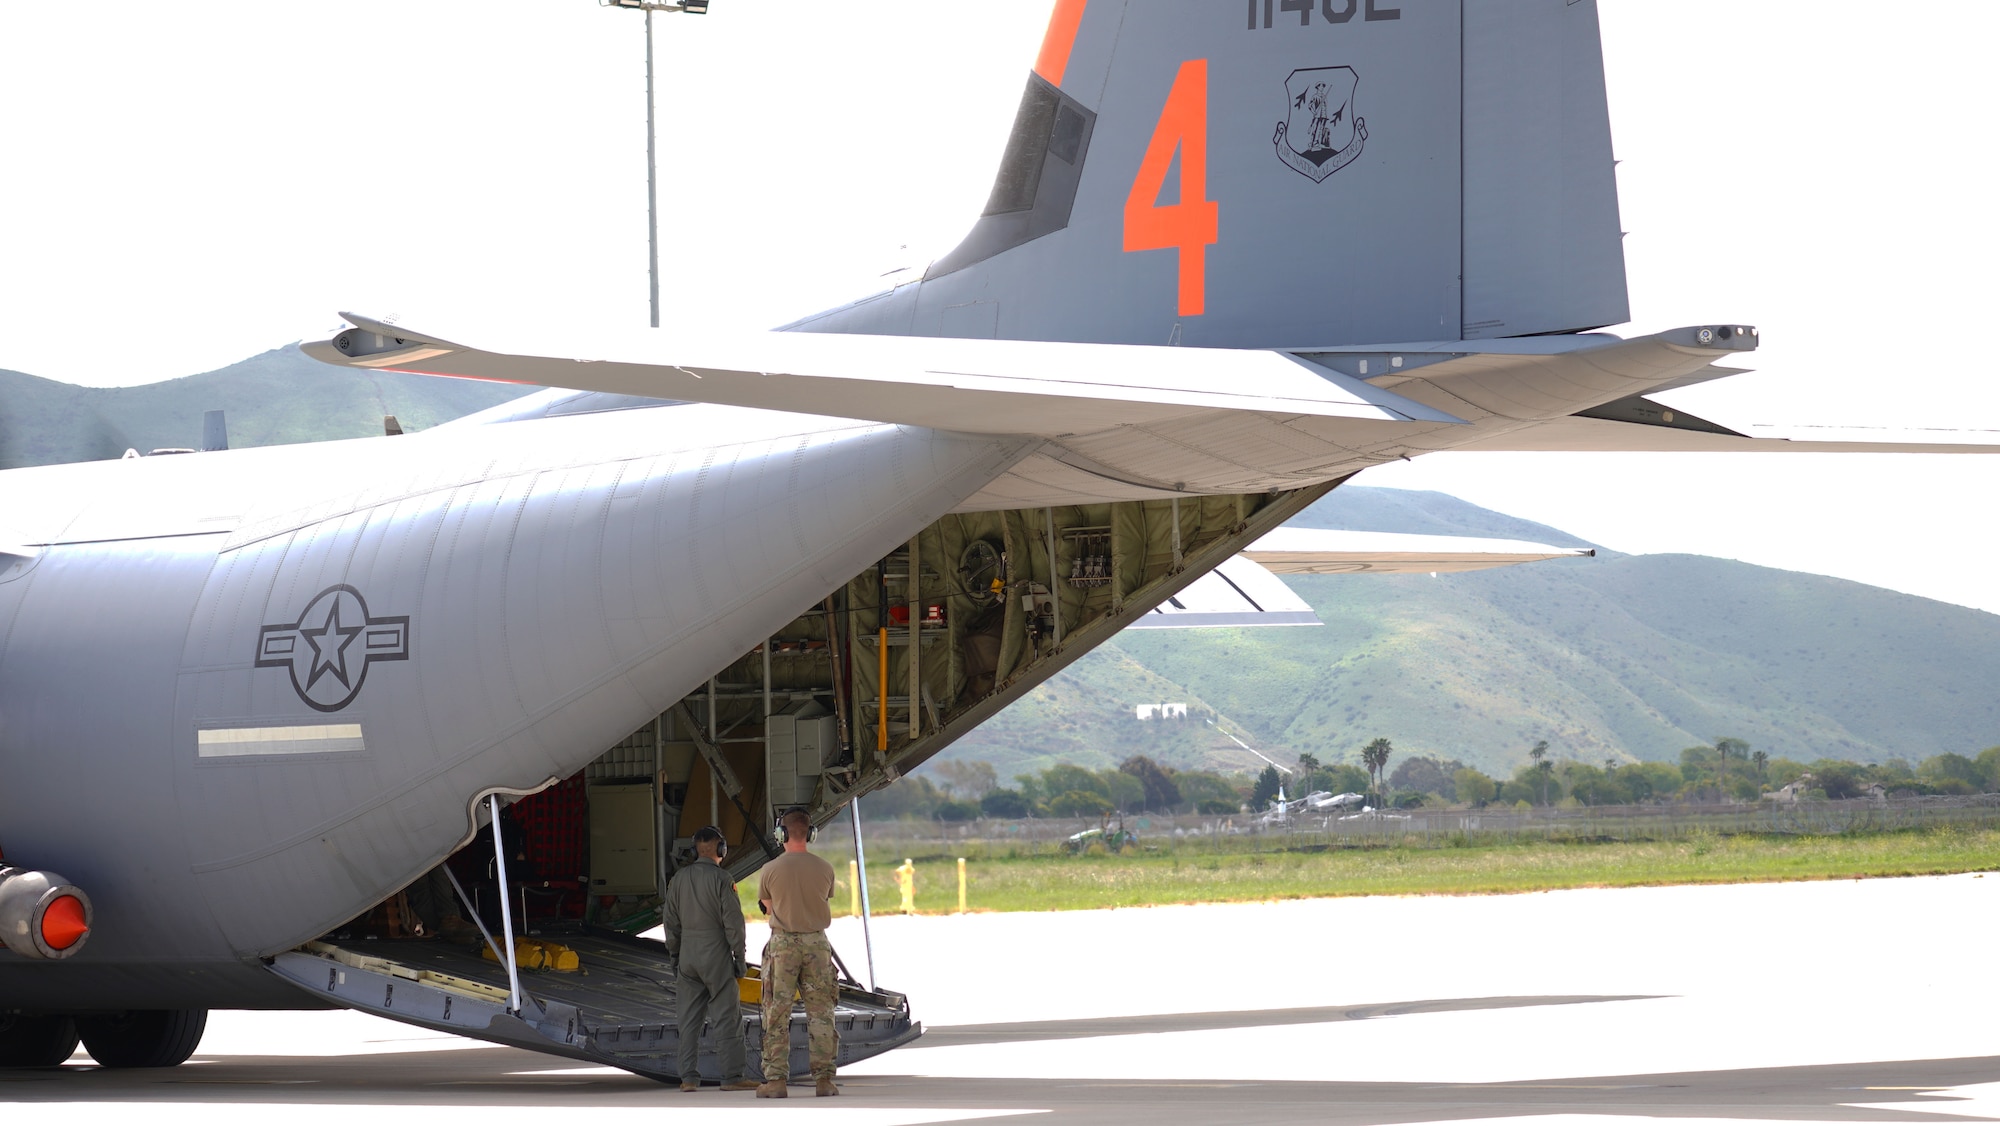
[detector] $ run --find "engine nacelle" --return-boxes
[0,866,93,960]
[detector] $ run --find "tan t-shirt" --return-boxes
[758,849,836,934]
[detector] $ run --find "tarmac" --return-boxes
[6,872,1998,1124]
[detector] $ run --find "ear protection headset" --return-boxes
[772,812,817,845]
[694,825,728,858]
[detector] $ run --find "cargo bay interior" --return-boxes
[290,482,1332,1081]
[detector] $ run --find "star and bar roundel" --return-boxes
[255,585,409,712]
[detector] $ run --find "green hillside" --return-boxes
[0,345,531,468]
[941,489,2000,781]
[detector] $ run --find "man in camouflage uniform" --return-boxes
[754,809,839,1098]
[663,826,760,1093]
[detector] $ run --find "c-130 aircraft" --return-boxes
[3,0,1994,1080]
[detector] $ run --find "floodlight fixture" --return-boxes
[601,0,708,11]
[600,0,712,328]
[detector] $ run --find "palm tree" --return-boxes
[1528,740,1551,805]
[1361,738,1393,802]
[1751,749,1769,780]
[1714,738,1750,797]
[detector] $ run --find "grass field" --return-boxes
[740,826,2000,916]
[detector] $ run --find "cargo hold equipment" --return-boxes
[267,927,917,1082]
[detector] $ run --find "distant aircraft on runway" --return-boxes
[5,0,1994,1080]
[1258,790,1367,826]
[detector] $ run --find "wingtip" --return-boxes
[299,338,348,366]
[336,312,459,349]
[1666,324,1759,353]
[301,313,466,369]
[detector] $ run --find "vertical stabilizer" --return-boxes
[792,0,1627,348]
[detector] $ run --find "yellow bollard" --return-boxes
[895,858,916,914]
[957,857,967,914]
[848,859,861,917]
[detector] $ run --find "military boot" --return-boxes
[755,1080,787,1098]
[816,1077,840,1097]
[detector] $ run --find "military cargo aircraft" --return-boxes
[3,0,1995,1081]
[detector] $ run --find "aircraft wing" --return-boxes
[1129,530,1589,629]
[300,315,1461,435]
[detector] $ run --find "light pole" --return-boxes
[600,0,710,328]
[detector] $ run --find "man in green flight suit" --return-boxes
[663,826,760,1093]
[755,809,840,1098]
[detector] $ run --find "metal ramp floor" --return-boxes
[268,925,919,1082]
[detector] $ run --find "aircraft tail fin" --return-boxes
[792,0,1628,349]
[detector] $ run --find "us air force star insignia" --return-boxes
[1274,66,1368,183]
[256,585,409,712]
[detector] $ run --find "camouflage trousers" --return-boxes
[759,929,838,1081]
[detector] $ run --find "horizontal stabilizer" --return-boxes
[1573,395,1745,437]
[1455,415,2000,454]
[1302,326,1759,428]
[302,315,1461,437]
[0,545,37,581]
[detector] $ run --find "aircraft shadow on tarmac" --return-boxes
[918,993,1665,1047]
[3,996,1999,1123]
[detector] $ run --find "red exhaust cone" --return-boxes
[40,894,88,951]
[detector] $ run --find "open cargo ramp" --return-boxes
[267,927,918,1082]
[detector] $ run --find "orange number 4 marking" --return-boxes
[1123,58,1220,318]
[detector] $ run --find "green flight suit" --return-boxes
[663,859,750,1085]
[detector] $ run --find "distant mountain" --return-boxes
[1284,485,1603,550]
[0,345,531,468]
[937,488,2000,781]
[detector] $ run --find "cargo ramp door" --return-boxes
[267,927,919,1082]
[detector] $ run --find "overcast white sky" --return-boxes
[1,2,1996,612]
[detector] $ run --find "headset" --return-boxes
[771,809,817,845]
[692,825,728,859]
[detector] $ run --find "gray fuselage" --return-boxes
[0,401,1024,1008]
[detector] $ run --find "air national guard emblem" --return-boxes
[256,585,410,712]
[1274,66,1368,183]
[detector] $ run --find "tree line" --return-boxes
[1335,740,2000,809]
[868,740,2000,821]
[872,756,1251,820]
